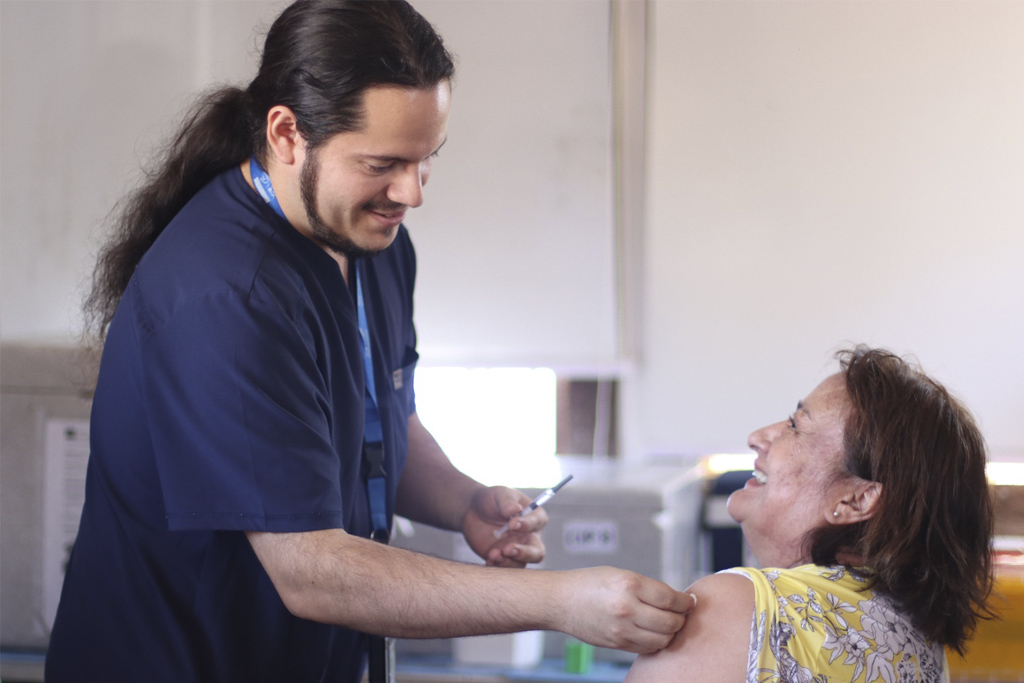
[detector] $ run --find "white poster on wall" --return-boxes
[42,418,90,631]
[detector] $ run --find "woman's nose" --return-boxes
[748,421,783,456]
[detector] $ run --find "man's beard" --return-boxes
[299,145,401,260]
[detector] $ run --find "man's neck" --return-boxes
[239,159,349,283]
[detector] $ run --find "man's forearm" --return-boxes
[247,527,562,637]
[248,526,696,654]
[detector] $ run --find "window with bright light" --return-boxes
[414,367,562,488]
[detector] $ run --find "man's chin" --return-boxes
[313,227,395,260]
[324,241,381,260]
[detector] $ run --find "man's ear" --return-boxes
[832,480,881,524]
[265,105,304,166]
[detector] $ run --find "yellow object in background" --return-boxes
[947,548,1024,682]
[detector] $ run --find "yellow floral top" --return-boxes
[722,565,947,683]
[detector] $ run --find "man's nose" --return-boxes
[388,163,425,208]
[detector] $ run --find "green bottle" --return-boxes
[564,638,594,674]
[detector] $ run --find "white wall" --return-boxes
[4,0,1023,463]
[404,0,617,369]
[0,0,277,340]
[638,0,1024,460]
[0,0,618,370]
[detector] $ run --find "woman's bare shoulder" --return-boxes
[625,571,755,683]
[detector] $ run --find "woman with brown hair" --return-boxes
[627,346,994,682]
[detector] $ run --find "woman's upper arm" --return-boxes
[625,571,754,683]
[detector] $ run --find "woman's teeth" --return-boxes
[753,470,768,484]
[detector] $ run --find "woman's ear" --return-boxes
[831,480,881,524]
[265,105,304,166]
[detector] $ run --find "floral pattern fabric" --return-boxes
[723,565,948,683]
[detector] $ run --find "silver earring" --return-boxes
[832,510,840,518]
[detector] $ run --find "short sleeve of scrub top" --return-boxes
[135,283,347,531]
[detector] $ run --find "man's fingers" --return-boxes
[494,486,533,519]
[632,598,687,636]
[637,581,698,616]
[622,586,697,652]
[565,568,699,655]
[612,607,685,654]
[507,507,549,534]
[505,540,545,565]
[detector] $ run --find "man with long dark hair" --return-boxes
[45,2,695,681]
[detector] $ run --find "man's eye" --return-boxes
[787,415,797,430]
[367,162,395,174]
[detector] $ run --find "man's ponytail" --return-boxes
[84,87,254,340]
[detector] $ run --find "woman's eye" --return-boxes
[787,415,797,430]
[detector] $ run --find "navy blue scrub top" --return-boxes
[45,167,419,682]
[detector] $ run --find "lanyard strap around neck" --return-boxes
[249,156,389,542]
[356,261,389,542]
[249,156,285,219]
[355,263,382,443]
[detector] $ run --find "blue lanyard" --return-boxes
[249,156,285,218]
[249,156,389,541]
[355,264,383,444]
[355,260,389,540]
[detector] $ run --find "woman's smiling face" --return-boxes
[727,373,851,568]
